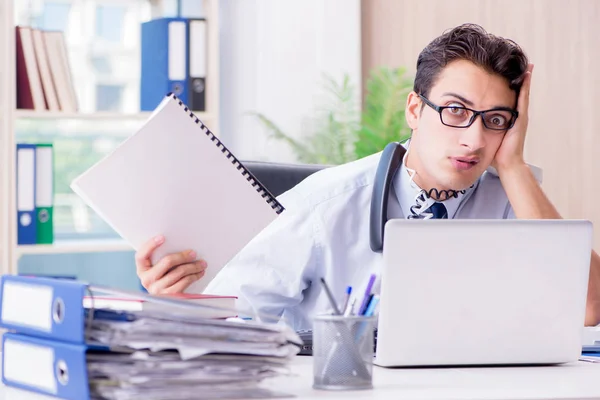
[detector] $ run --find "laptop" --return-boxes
[374,219,593,367]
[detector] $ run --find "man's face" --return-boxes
[405,59,517,191]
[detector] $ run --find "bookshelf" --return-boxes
[15,110,214,121]
[16,238,133,256]
[0,0,220,276]
[14,110,153,120]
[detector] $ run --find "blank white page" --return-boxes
[71,94,283,293]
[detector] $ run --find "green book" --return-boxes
[35,143,54,244]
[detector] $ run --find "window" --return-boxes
[15,119,144,240]
[161,0,204,18]
[96,84,124,112]
[95,5,125,43]
[91,56,112,74]
[37,2,71,32]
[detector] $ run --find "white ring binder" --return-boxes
[171,92,286,215]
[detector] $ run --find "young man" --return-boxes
[135,24,600,330]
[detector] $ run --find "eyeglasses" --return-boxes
[419,94,518,131]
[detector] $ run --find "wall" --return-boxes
[219,0,361,163]
[362,0,600,250]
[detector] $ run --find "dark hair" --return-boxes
[414,23,529,101]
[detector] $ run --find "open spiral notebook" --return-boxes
[70,93,284,293]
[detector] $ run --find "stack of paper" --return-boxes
[0,275,301,400]
[83,307,301,399]
[87,351,292,400]
[89,311,298,358]
[580,326,600,363]
[582,326,600,347]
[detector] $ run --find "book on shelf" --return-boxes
[15,25,78,112]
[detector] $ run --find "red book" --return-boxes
[83,293,238,319]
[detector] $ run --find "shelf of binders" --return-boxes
[15,109,214,122]
[16,238,133,257]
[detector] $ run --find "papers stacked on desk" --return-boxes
[83,309,300,399]
[88,309,299,359]
[0,275,302,400]
[580,326,600,363]
[87,351,291,400]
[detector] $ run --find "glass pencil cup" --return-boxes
[312,314,376,390]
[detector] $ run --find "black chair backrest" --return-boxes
[243,161,329,197]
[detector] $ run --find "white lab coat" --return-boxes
[205,150,542,330]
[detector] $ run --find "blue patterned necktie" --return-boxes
[427,202,448,219]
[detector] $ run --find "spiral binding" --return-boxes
[167,93,285,215]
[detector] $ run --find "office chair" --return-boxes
[242,160,329,197]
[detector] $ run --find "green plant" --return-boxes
[252,66,414,165]
[354,66,414,160]
[250,73,360,165]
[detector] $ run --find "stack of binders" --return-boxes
[0,275,302,399]
[16,143,54,245]
[141,17,207,113]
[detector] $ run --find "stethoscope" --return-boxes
[369,142,407,252]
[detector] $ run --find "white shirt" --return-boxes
[205,147,542,330]
[395,154,469,219]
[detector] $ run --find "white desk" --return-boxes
[267,356,600,400]
[1,355,599,400]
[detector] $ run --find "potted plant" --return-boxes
[251,66,414,165]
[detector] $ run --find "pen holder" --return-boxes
[312,314,375,390]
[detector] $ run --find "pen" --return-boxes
[363,295,380,317]
[354,295,380,342]
[360,294,374,316]
[357,274,376,315]
[343,297,357,317]
[320,277,341,315]
[341,286,352,314]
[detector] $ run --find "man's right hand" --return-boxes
[135,235,207,295]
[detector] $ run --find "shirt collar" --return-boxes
[392,146,468,219]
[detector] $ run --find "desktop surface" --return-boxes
[271,357,600,400]
[1,355,600,400]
